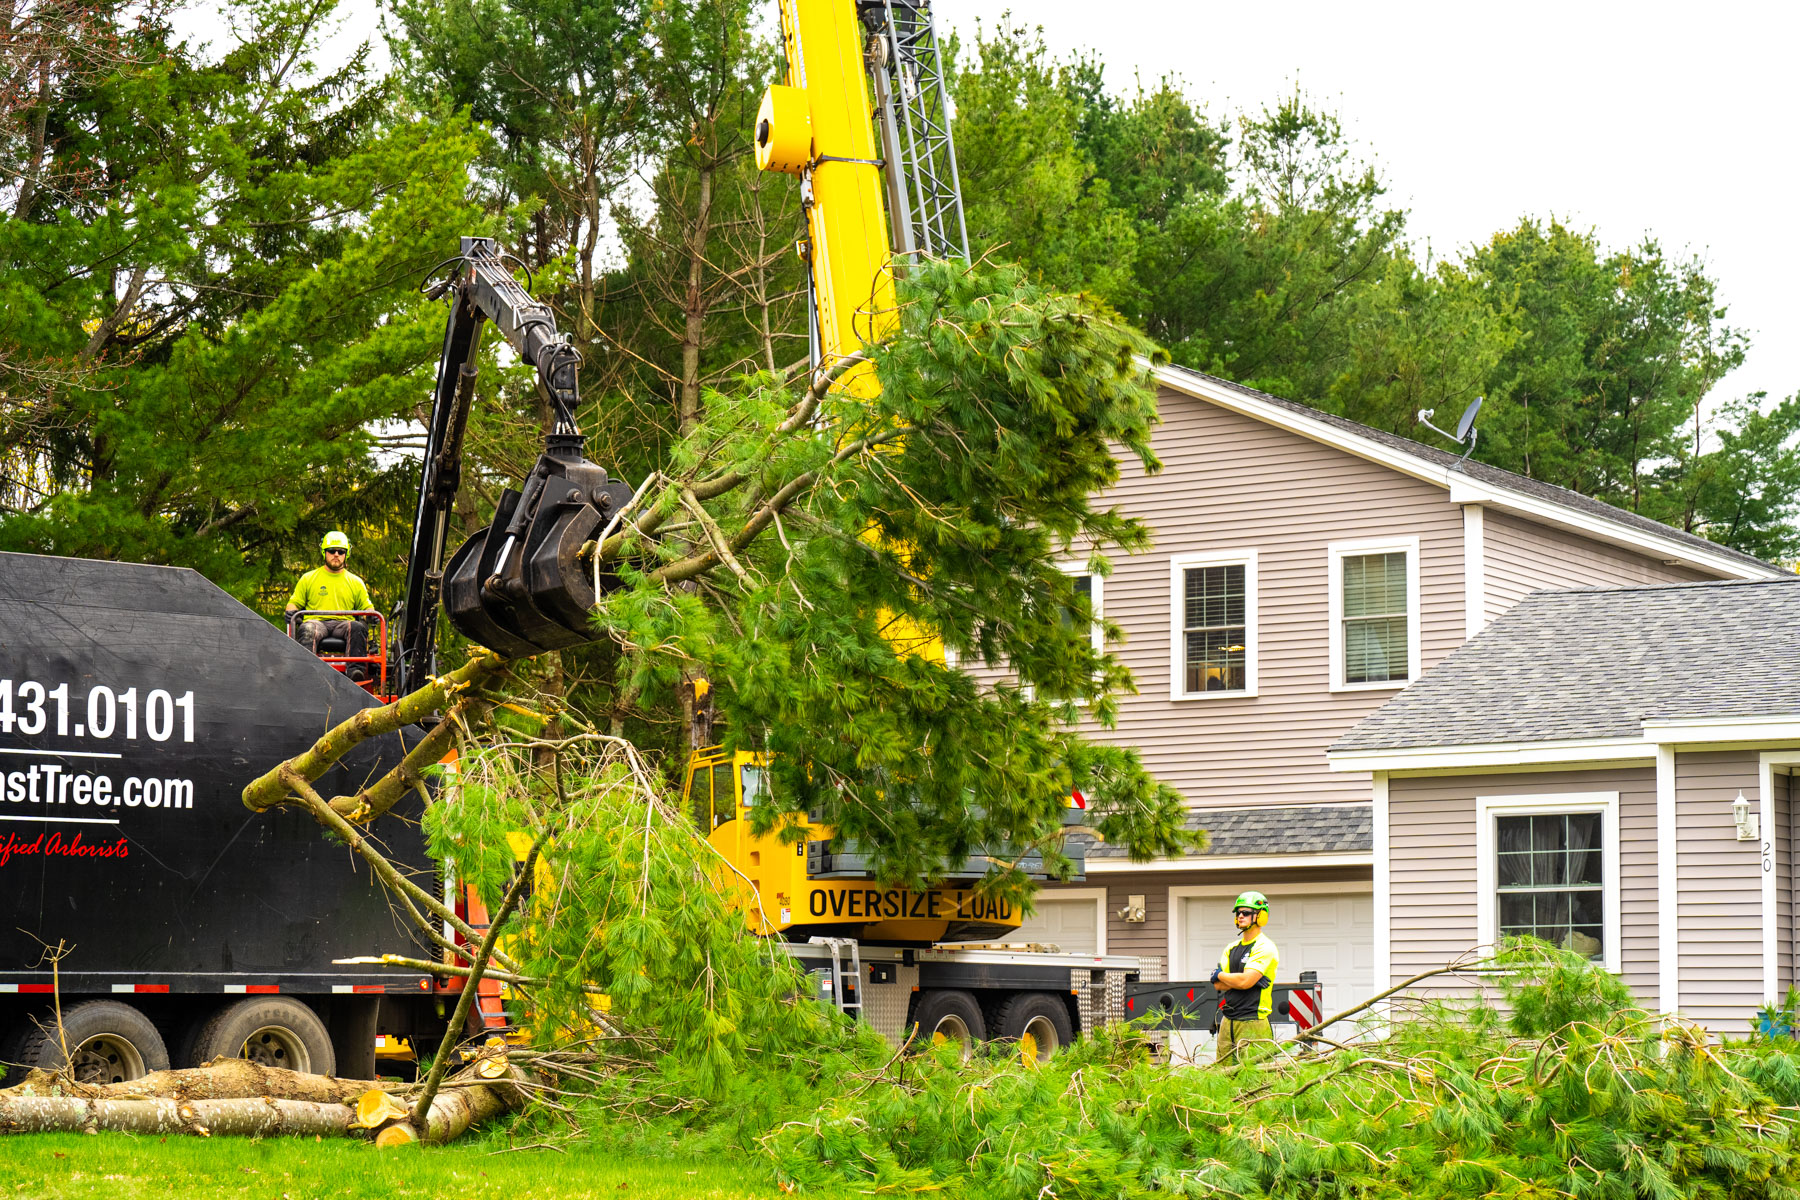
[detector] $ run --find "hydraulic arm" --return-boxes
[756,0,967,380]
[396,237,633,695]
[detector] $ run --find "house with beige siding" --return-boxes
[1329,578,1800,1038]
[1000,363,1785,1022]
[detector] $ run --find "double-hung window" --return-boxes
[1169,551,1257,698]
[1327,537,1420,691]
[1475,793,1621,971]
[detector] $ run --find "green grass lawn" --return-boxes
[4,1133,799,1200]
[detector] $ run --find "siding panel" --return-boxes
[1676,750,1765,1036]
[967,391,1733,828]
[1027,393,1469,810]
[1482,509,1711,626]
[1388,766,1659,1007]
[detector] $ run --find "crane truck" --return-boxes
[0,0,1179,1086]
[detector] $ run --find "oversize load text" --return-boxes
[805,885,1014,922]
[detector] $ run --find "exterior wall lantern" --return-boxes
[1734,791,1759,842]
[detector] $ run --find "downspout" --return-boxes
[1790,771,1796,999]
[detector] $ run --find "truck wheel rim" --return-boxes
[1020,1015,1059,1061]
[929,1014,975,1058]
[239,1025,311,1072]
[71,1033,147,1085]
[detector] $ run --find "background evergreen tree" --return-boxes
[0,0,488,606]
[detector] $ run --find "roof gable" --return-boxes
[1155,364,1780,581]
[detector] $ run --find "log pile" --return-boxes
[0,1047,526,1144]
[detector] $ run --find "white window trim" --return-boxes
[1760,754,1799,1007]
[1327,535,1421,693]
[1167,880,1373,979]
[1054,560,1105,654]
[1010,886,1108,956]
[1168,550,1258,700]
[1474,791,1621,974]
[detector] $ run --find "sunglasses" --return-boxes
[1233,909,1256,917]
[325,548,347,555]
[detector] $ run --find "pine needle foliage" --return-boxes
[425,740,885,1104]
[588,259,1200,902]
[763,945,1800,1199]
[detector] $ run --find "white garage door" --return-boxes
[1183,890,1374,1021]
[1006,896,1100,954]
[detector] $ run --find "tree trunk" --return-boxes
[0,1095,353,1137]
[1,1059,392,1105]
[678,165,717,435]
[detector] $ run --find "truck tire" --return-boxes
[193,997,334,1077]
[1,1013,44,1086]
[171,1003,222,1069]
[18,1000,169,1085]
[997,992,1074,1062]
[912,990,985,1056]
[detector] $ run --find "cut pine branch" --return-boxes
[241,652,511,819]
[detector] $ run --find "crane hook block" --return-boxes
[755,85,812,175]
[440,445,636,658]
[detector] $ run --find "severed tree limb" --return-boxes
[279,770,522,976]
[334,954,609,996]
[325,685,497,824]
[0,1060,394,1105]
[1295,951,1503,1044]
[0,1095,353,1137]
[647,427,906,586]
[596,351,872,563]
[242,652,510,816]
[411,832,547,1130]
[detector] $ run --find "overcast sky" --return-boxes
[941,0,1799,407]
[188,0,1798,407]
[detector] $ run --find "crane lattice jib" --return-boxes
[860,1,969,263]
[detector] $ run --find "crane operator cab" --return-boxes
[287,530,393,699]
[287,607,391,700]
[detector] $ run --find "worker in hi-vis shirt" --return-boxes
[286,531,374,674]
[1211,890,1279,1064]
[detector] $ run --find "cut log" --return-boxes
[0,1049,522,1143]
[371,1077,521,1146]
[0,1059,393,1105]
[355,1088,411,1129]
[372,1048,526,1146]
[0,1095,352,1137]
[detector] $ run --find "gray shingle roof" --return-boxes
[1333,577,1800,753]
[1079,803,1372,858]
[1159,364,1779,576]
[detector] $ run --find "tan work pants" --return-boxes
[1215,1017,1274,1065]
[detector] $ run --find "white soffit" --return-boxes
[1152,366,1779,582]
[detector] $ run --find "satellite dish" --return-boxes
[1454,396,1484,442]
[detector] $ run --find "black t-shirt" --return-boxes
[1220,936,1275,1021]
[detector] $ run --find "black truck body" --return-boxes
[0,552,443,1079]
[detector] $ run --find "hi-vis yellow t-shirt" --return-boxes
[1217,932,1279,1020]
[288,566,373,615]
